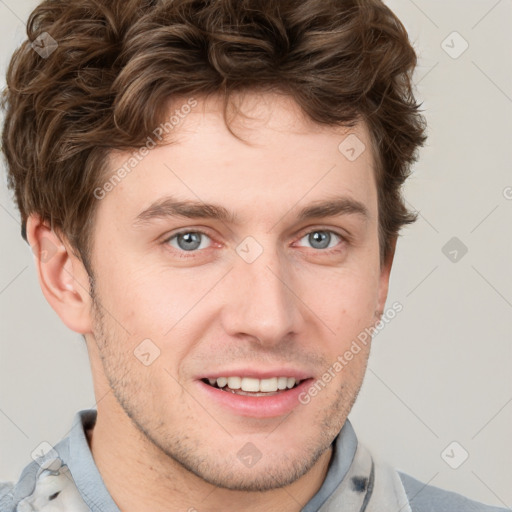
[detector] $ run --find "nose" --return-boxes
[219,243,303,347]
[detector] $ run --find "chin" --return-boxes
[167,436,332,492]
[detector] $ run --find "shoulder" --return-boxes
[398,471,509,512]
[0,436,79,512]
[0,480,14,498]
[0,479,16,511]
[0,458,41,512]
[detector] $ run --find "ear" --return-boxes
[374,235,398,323]
[26,214,94,334]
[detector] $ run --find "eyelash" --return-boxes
[162,228,348,258]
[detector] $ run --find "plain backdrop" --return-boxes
[1,0,511,509]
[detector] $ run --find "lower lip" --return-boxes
[196,379,313,418]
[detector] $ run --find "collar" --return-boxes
[5,409,361,511]
[67,409,359,511]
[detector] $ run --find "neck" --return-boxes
[86,399,333,512]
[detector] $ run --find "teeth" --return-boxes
[241,377,260,392]
[227,376,241,389]
[277,377,288,390]
[259,377,278,392]
[207,376,300,392]
[216,377,228,388]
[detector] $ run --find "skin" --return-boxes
[27,91,396,512]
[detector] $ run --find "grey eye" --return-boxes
[167,231,211,252]
[176,232,203,251]
[300,230,341,250]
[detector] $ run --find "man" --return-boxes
[0,0,506,511]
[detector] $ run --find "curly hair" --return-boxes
[1,0,426,274]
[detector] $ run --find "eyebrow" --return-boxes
[133,195,370,227]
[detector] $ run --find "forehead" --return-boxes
[100,91,378,227]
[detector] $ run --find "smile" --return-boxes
[202,376,303,396]
[197,374,313,418]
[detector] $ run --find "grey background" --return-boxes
[1,0,511,508]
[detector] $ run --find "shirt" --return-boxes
[0,409,507,511]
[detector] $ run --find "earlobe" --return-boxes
[26,214,94,334]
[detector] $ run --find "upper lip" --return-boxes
[198,368,313,381]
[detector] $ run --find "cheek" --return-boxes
[94,260,174,325]
[96,265,218,361]
[300,265,379,328]
[296,274,379,379]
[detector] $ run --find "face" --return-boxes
[85,92,391,491]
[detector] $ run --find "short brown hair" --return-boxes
[2,0,426,274]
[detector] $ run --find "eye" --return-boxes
[162,228,346,257]
[296,229,345,252]
[164,230,212,253]
[48,491,61,501]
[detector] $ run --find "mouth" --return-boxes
[197,374,313,418]
[201,376,305,397]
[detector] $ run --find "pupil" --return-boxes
[178,232,201,251]
[310,231,329,249]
